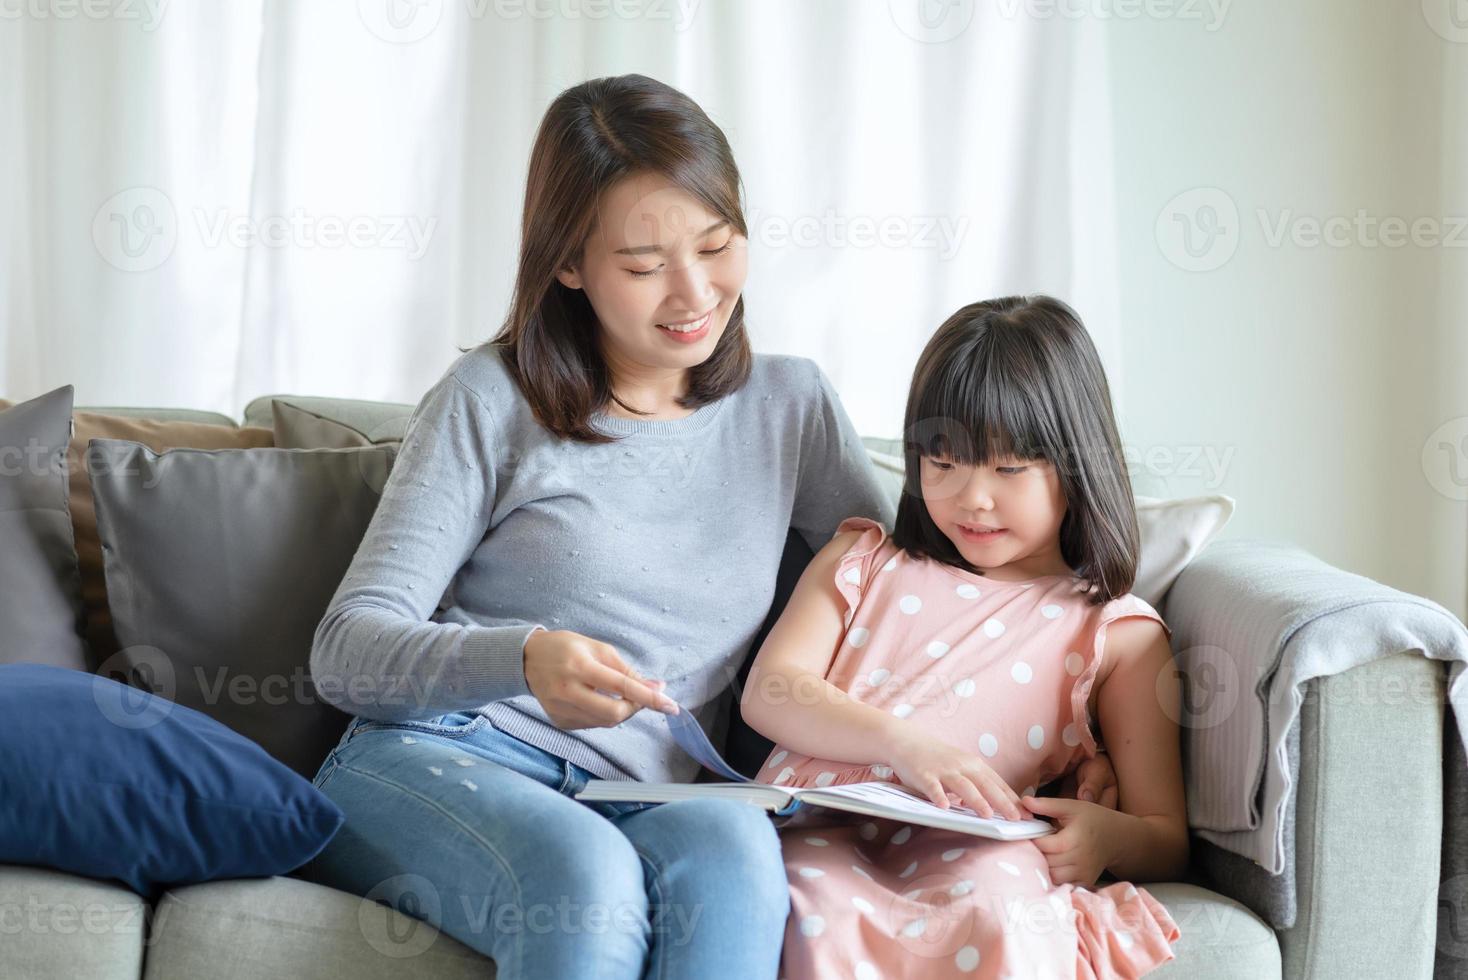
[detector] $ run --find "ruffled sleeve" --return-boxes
[832,515,891,621]
[1069,593,1173,756]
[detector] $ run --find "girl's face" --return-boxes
[556,171,748,377]
[919,453,1071,581]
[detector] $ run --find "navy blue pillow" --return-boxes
[0,663,344,900]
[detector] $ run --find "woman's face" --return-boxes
[556,172,748,377]
[919,453,1070,580]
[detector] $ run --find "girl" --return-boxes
[742,296,1188,978]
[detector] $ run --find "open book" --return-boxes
[573,698,1054,841]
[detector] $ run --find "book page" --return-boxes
[663,696,751,782]
[795,781,1053,836]
[574,779,797,811]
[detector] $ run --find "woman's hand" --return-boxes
[1022,796,1119,887]
[885,728,1025,820]
[523,629,678,731]
[1060,750,1120,808]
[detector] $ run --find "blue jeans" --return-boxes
[300,712,790,980]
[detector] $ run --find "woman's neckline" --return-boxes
[590,397,726,436]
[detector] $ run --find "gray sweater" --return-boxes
[310,344,895,783]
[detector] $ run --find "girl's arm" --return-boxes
[740,526,1025,819]
[739,529,901,766]
[1091,617,1191,881]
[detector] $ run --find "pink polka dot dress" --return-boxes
[756,517,1181,979]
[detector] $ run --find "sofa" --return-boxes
[0,392,1449,980]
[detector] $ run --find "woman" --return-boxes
[301,74,893,979]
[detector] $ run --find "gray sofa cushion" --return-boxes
[0,385,88,671]
[122,875,1273,979]
[0,865,148,980]
[1148,883,1280,978]
[143,876,490,980]
[88,440,394,778]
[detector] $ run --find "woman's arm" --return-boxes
[310,371,547,721]
[739,529,901,765]
[1091,617,1191,881]
[789,360,896,553]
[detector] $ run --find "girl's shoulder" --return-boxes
[829,516,899,569]
[822,516,901,614]
[1084,592,1173,681]
[1092,591,1170,635]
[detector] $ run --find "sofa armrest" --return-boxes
[1280,652,1442,979]
[1163,542,1445,980]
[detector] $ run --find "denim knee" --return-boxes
[525,808,651,921]
[668,799,790,914]
[717,803,791,913]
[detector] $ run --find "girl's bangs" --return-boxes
[906,349,1059,467]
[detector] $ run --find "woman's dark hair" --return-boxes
[464,73,752,443]
[892,295,1139,605]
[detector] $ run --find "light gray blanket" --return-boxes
[1162,538,1468,926]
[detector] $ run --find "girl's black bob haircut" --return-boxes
[892,295,1139,605]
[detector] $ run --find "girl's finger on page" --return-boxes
[920,775,950,809]
[949,775,993,818]
[972,772,1020,819]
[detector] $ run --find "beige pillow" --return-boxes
[864,447,1234,610]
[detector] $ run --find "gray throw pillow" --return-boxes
[0,385,88,670]
[88,439,395,778]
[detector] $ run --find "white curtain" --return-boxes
[0,0,1118,440]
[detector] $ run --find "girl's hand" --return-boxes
[1061,751,1120,809]
[1022,796,1119,887]
[885,728,1025,820]
[523,629,679,730]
